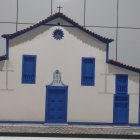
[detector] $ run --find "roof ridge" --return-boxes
[2,12,113,44]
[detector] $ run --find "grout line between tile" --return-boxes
[116,0,119,61]
[84,0,86,27]
[16,0,19,31]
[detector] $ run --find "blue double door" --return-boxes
[113,74,129,124]
[45,86,68,123]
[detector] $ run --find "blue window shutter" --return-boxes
[114,74,129,124]
[116,74,128,94]
[22,55,37,84]
[81,58,95,86]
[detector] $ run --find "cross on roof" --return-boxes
[57,6,63,13]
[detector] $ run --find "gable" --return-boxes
[2,13,113,44]
[8,25,107,60]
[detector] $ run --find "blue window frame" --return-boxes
[22,55,37,84]
[113,74,129,124]
[115,74,128,95]
[45,86,68,123]
[81,57,95,86]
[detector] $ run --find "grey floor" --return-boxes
[0,138,131,140]
[0,124,140,136]
[0,0,140,68]
[0,124,139,139]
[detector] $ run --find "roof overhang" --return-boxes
[2,13,114,44]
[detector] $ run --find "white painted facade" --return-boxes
[0,18,139,124]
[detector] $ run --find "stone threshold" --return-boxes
[0,124,140,138]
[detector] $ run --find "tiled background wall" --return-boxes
[0,0,140,68]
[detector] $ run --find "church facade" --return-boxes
[0,13,140,125]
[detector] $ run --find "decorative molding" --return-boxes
[53,29,64,40]
[49,70,66,86]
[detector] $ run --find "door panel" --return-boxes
[114,99,129,124]
[46,86,67,123]
[114,75,129,124]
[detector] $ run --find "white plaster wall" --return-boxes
[0,72,6,89]
[0,19,139,123]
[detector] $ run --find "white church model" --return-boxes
[0,12,140,125]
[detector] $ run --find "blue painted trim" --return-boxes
[0,121,44,124]
[6,39,9,60]
[68,122,140,126]
[113,74,129,124]
[138,74,140,124]
[45,86,68,123]
[68,122,112,126]
[0,121,139,126]
[106,43,109,63]
[0,39,9,61]
[113,95,115,124]
[22,55,37,84]
[81,57,95,86]
[43,23,76,28]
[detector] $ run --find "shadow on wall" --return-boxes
[129,74,139,84]
[10,25,52,48]
[0,61,5,71]
[108,64,139,83]
[65,27,106,52]
[9,23,106,53]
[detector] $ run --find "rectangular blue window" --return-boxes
[22,55,37,84]
[114,74,129,124]
[116,74,128,95]
[81,57,95,86]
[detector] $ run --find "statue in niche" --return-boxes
[49,70,66,86]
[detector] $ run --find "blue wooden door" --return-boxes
[114,95,129,124]
[45,86,68,123]
[114,75,129,124]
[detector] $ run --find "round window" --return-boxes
[53,29,64,40]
